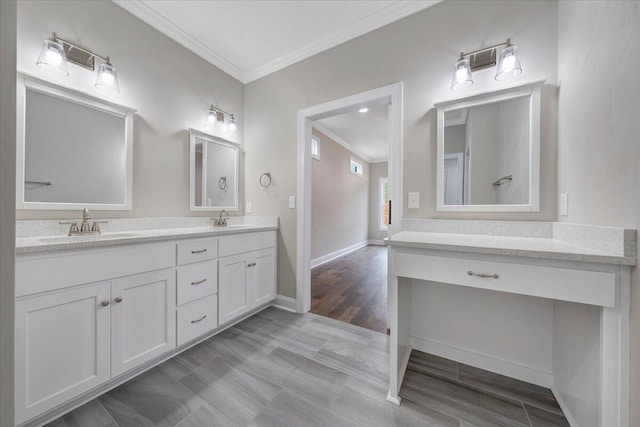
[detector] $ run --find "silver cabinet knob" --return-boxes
[100,300,110,307]
[115,296,123,303]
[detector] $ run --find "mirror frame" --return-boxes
[189,128,239,212]
[435,81,543,212]
[16,74,135,210]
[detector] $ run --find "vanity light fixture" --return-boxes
[205,105,237,136]
[451,38,522,90]
[36,32,120,92]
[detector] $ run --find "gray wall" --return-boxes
[16,0,244,219]
[496,97,530,204]
[0,1,16,425]
[311,129,369,261]
[368,162,388,242]
[244,0,558,298]
[467,103,500,205]
[556,2,640,426]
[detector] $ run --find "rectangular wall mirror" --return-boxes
[16,75,134,210]
[189,129,239,211]
[436,82,542,212]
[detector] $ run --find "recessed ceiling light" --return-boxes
[358,107,369,113]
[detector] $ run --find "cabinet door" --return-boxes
[218,253,249,324]
[251,248,276,307]
[111,269,176,377]
[15,283,111,425]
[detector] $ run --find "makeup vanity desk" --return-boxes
[386,220,636,427]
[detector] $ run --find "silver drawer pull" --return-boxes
[191,278,207,286]
[468,270,499,279]
[191,249,207,254]
[191,315,207,324]
[100,300,110,307]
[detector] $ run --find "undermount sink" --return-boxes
[38,232,140,243]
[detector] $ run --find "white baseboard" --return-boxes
[551,387,579,427]
[368,239,386,246]
[272,295,297,312]
[310,240,368,269]
[409,336,553,388]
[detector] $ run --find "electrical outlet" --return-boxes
[560,193,568,216]
[288,196,296,209]
[408,192,420,209]
[245,202,252,214]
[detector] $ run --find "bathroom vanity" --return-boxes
[386,219,636,427]
[14,218,278,426]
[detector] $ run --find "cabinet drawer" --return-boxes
[177,294,218,346]
[177,238,218,265]
[219,231,275,257]
[177,261,218,306]
[392,252,617,307]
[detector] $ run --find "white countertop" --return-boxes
[387,220,637,266]
[16,217,278,255]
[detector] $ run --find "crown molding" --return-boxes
[112,0,246,83]
[113,0,442,84]
[312,122,374,164]
[244,1,442,82]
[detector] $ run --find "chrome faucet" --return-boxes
[212,210,230,227]
[59,208,108,236]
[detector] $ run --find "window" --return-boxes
[379,177,389,231]
[349,156,363,176]
[311,137,320,160]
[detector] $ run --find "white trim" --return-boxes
[552,388,580,427]
[369,157,389,164]
[312,122,373,163]
[436,81,543,213]
[297,82,403,313]
[310,241,368,269]
[114,1,441,84]
[16,75,135,211]
[189,128,239,212]
[112,0,245,83]
[409,336,554,388]
[272,295,297,313]
[368,240,386,246]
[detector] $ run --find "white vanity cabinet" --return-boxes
[110,269,176,377]
[15,227,278,426]
[15,282,111,425]
[218,231,277,325]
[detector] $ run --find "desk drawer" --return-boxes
[176,260,217,306]
[219,231,275,257]
[177,294,218,346]
[177,238,218,265]
[392,252,617,307]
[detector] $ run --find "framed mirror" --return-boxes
[436,81,542,212]
[16,75,135,210]
[189,129,239,211]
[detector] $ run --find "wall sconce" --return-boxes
[451,38,522,90]
[206,105,237,137]
[36,32,120,92]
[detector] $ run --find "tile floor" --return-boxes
[45,307,569,427]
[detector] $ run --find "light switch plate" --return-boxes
[408,192,420,209]
[288,196,296,209]
[560,193,568,216]
[245,202,252,214]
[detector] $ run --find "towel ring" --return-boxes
[218,176,227,190]
[259,172,272,188]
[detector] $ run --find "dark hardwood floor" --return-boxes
[311,245,388,333]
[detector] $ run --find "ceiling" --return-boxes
[315,104,388,163]
[113,0,441,83]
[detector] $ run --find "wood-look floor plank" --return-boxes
[311,245,388,332]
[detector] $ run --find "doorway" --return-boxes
[295,83,403,314]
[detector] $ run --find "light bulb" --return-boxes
[100,70,114,86]
[45,49,62,67]
[455,67,467,83]
[207,110,216,124]
[502,54,516,73]
[228,118,237,133]
[358,107,369,113]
